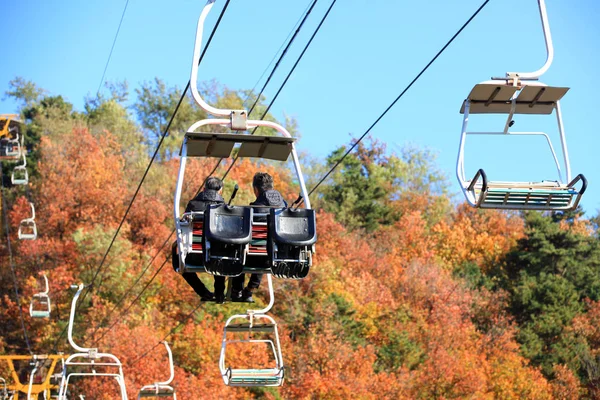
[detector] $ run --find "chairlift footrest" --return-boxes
[227,369,283,386]
[225,323,276,333]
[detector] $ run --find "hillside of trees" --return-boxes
[2,77,600,399]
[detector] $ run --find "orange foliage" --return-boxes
[433,204,524,271]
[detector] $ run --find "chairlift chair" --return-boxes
[137,341,177,399]
[219,275,284,387]
[18,203,37,240]
[11,153,29,185]
[456,0,586,211]
[0,114,22,161]
[174,0,316,279]
[58,284,128,400]
[0,355,65,400]
[29,273,51,319]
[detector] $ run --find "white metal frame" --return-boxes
[58,284,128,400]
[136,341,177,399]
[219,275,284,387]
[456,0,583,209]
[18,203,37,240]
[11,152,29,185]
[27,360,40,400]
[174,0,312,271]
[0,377,10,400]
[29,273,51,319]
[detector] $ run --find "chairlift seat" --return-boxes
[460,83,569,114]
[204,205,252,244]
[267,208,316,279]
[270,209,317,246]
[203,205,252,276]
[185,132,295,161]
[467,169,586,210]
[226,369,283,386]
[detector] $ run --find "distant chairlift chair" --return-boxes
[29,273,51,319]
[174,0,316,279]
[0,377,10,400]
[456,0,586,211]
[220,275,284,387]
[11,152,28,185]
[18,203,37,240]
[137,341,177,399]
[0,114,22,160]
[58,284,128,400]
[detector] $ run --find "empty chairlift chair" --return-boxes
[29,273,51,319]
[11,153,28,185]
[456,0,586,211]
[174,0,316,277]
[58,284,128,400]
[220,275,284,387]
[18,203,37,240]
[137,341,177,399]
[268,208,316,279]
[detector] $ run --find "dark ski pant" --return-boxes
[171,241,224,296]
[232,273,263,293]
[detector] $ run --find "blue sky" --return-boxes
[1,0,599,214]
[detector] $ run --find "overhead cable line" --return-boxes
[96,0,131,97]
[246,0,316,103]
[50,0,232,354]
[92,256,170,345]
[0,164,33,355]
[245,0,319,117]
[87,231,174,340]
[304,0,491,200]
[130,303,203,366]
[220,0,337,182]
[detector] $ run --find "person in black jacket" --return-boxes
[231,172,287,303]
[172,176,226,302]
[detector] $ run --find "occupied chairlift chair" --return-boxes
[11,153,28,186]
[0,115,22,160]
[137,341,177,399]
[456,0,586,211]
[29,273,51,319]
[58,284,128,400]
[18,203,37,240]
[174,0,316,279]
[220,275,284,387]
